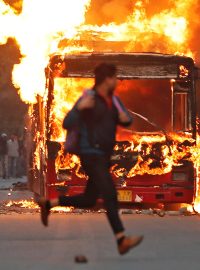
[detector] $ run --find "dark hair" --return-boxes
[94,63,117,86]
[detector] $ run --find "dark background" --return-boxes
[0,38,27,136]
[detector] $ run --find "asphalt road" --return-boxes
[0,212,200,270]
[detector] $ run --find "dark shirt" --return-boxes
[63,90,132,155]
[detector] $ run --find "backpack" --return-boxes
[64,89,95,155]
[64,122,80,155]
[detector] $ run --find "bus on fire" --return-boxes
[27,48,199,210]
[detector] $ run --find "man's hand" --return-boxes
[77,95,95,111]
[119,111,131,123]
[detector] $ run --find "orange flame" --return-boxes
[0,0,91,102]
[1,1,200,213]
[0,0,198,102]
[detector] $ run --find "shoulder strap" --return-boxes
[112,95,124,113]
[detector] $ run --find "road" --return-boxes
[0,178,199,270]
[0,212,200,270]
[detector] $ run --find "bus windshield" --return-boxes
[52,78,191,142]
[117,80,171,135]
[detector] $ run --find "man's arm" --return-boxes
[113,96,133,127]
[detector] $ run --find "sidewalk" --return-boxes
[0,176,27,190]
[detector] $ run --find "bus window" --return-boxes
[172,81,192,132]
[116,80,171,135]
[173,93,189,131]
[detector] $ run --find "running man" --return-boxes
[38,63,143,255]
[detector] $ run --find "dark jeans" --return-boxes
[8,156,18,178]
[0,155,7,179]
[59,154,124,235]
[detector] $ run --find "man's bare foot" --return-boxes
[38,198,50,227]
[118,235,143,255]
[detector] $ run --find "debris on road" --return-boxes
[75,255,88,263]
[12,182,28,191]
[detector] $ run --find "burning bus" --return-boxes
[28,46,199,208]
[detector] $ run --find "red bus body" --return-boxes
[28,50,199,208]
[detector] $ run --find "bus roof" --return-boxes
[49,52,196,80]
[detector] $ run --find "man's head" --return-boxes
[11,134,17,141]
[94,63,117,95]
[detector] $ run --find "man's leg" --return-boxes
[2,155,6,179]
[38,171,99,226]
[8,157,13,178]
[58,177,99,208]
[81,154,143,255]
[38,154,143,254]
[81,155,124,235]
[13,157,18,178]
[0,156,2,178]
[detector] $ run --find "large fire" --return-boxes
[0,0,200,212]
[0,0,91,102]
[0,0,199,102]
